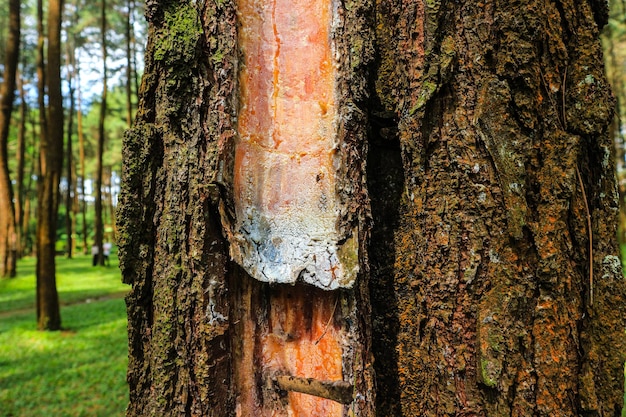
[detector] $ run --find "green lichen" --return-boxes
[409,80,437,115]
[337,231,359,287]
[154,3,202,65]
[480,358,501,388]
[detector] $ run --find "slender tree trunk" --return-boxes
[130,0,139,113]
[0,0,20,278]
[94,0,107,266]
[76,69,88,255]
[603,12,626,245]
[14,73,27,259]
[65,50,75,259]
[36,0,64,331]
[120,0,626,415]
[105,167,116,239]
[23,110,38,256]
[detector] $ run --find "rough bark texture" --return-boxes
[119,0,235,413]
[371,0,626,415]
[120,0,626,415]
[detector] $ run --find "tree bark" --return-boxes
[125,0,134,128]
[120,0,626,415]
[371,0,625,415]
[36,0,64,331]
[0,0,20,278]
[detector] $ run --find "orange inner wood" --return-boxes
[234,284,345,416]
[262,288,344,416]
[234,0,345,412]
[235,0,335,210]
[234,0,339,286]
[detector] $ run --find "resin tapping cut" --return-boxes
[233,0,358,289]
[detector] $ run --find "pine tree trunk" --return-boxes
[125,0,134,128]
[371,0,625,414]
[94,0,108,266]
[36,0,64,331]
[76,68,88,255]
[65,62,75,259]
[0,0,20,278]
[120,0,626,415]
[15,73,27,260]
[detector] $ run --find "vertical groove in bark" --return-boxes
[371,0,626,415]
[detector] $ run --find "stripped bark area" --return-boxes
[371,0,626,415]
[230,275,365,416]
[229,0,358,290]
[227,0,375,412]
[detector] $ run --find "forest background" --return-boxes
[1,0,626,414]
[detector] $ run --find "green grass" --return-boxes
[0,254,127,314]
[0,256,129,417]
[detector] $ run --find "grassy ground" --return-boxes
[0,254,127,314]
[0,255,129,417]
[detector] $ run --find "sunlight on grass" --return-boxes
[0,254,127,314]
[0,298,128,417]
[0,255,129,416]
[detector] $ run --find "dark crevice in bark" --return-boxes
[553,0,574,44]
[368,101,403,416]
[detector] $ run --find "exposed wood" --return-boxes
[227,0,360,290]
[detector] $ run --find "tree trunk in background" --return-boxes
[14,73,27,259]
[105,167,116,239]
[119,0,626,415]
[0,0,20,278]
[94,0,107,266]
[23,111,38,256]
[36,0,63,331]
[65,57,75,259]
[76,68,88,255]
[603,7,626,245]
